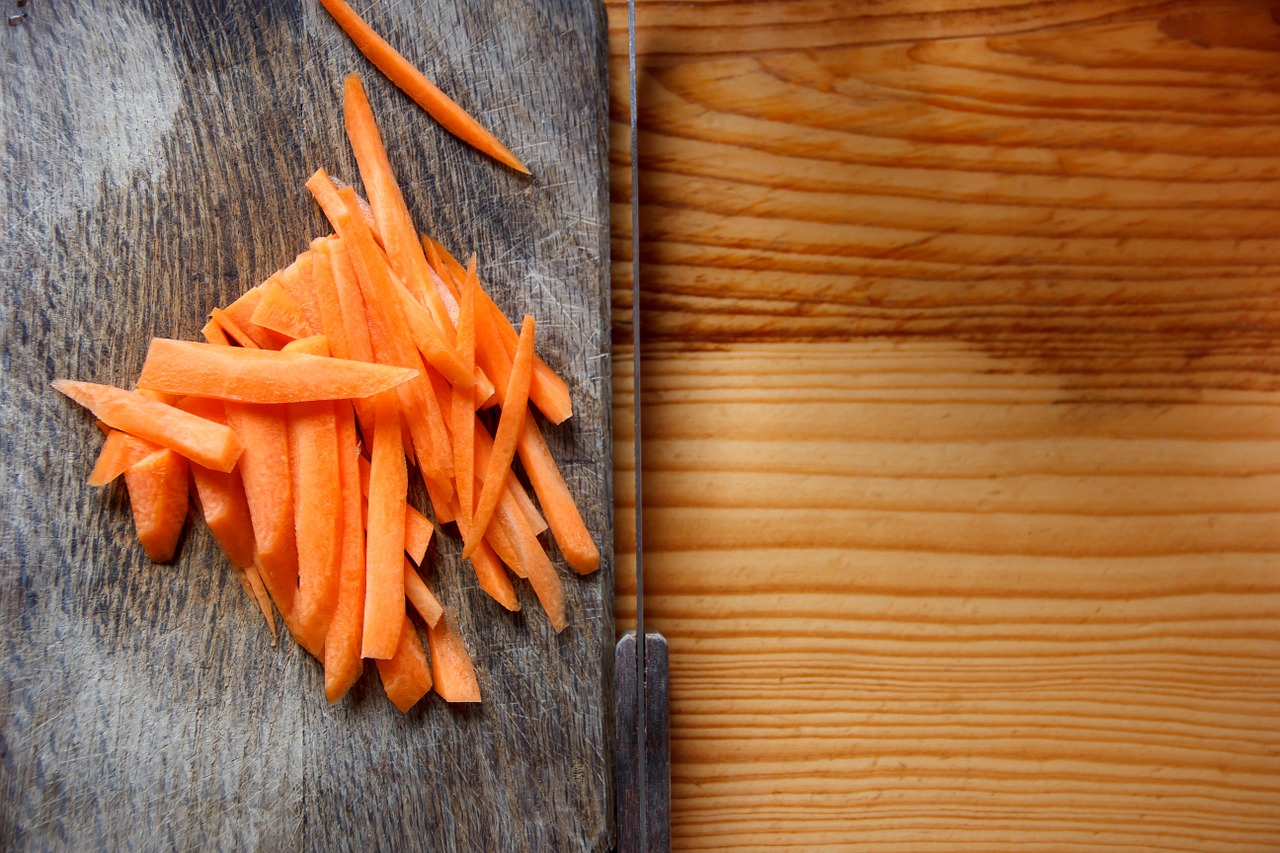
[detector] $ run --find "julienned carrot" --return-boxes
[225,402,298,616]
[202,318,232,346]
[424,476,456,525]
[375,616,433,713]
[309,239,353,361]
[426,610,481,703]
[452,256,478,532]
[326,237,380,438]
[222,287,291,350]
[362,391,408,660]
[519,415,599,572]
[343,73,456,338]
[239,563,278,641]
[250,277,314,341]
[282,336,342,658]
[471,538,519,611]
[123,448,190,563]
[388,266,470,386]
[137,338,417,404]
[88,429,160,487]
[54,380,242,473]
[404,505,433,565]
[210,307,260,349]
[191,460,258,570]
[494,492,566,632]
[279,253,323,336]
[318,2,530,175]
[403,558,443,627]
[463,315,534,559]
[325,402,366,704]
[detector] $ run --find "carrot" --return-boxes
[362,390,407,660]
[123,448,190,563]
[54,380,242,473]
[278,253,323,335]
[471,539,519,612]
[177,395,259,571]
[452,256,478,532]
[250,277,314,341]
[221,287,291,350]
[282,336,342,657]
[375,616,433,713]
[326,237,380,437]
[426,609,481,703]
[209,307,261,349]
[324,402,367,703]
[424,475,456,525]
[463,315,534,558]
[403,558,443,627]
[309,239,353,361]
[389,267,470,386]
[238,564,278,641]
[356,454,434,562]
[318,2,530,175]
[88,429,160,487]
[137,338,417,404]
[201,317,232,346]
[518,416,600,574]
[494,493,566,632]
[224,402,298,616]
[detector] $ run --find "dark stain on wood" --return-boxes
[0,1,613,849]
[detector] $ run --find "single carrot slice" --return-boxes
[463,315,534,558]
[388,266,470,386]
[471,538,519,612]
[403,558,443,627]
[494,493,566,632]
[201,317,232,346]
[356,455,433,562]
[309,238,353,361]
[326,237,380,437]
[53,380,242,473]
[210,307,261,349]
[224,402,298,616]
[278,253,323,335]
[452,256,478,531]
[222,287,291,350]
[319,3,530,174]
[362,390,407,660]
[123,448,190,563]
[282,336,342,657]
[518,416,599,574]
[238,564,278,641]
[137,338,417,404]
[88,429,160,487]
[426,609,481,703]
[250,277,313,341]
[192,457,258,571]
[424,475,456,525]
[325,402,367,703]
[375,616,433,712]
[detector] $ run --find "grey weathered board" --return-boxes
[0,1,612,849]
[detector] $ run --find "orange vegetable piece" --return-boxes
[426,610,481,703]
[318,3,530,174]
[324,403,367,704]
[250,277,313,341]
[403,558,442,627]
[375,616,433,713]
[88,429,160,487]
[471,539,519,612]
[361,391,407,660]
[238,563,278,641]
[53,380,242,473]
[123,448,190,563]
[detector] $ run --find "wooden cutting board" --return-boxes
[0,1,613,849]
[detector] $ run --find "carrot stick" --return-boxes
[471,539,519,611]
[318,3,530,175]
[325,402,367,703]
[250,277,314,341]
[494,493,566,631]
[362,390,407,659]
[123,448,190,563]
[201,317,232,346]
[209,307,261,349]
[518,416,599,573]
[424,475,456,525]
[53,380,242,473]
[356,454,434,562]
[278,253,323,335]
[224,402,298,616]
[426,609,481,703]
[240,563,278,641]
[375,616,433,712]
[388,267,470,386]
[452,255,478,532]
[326,237,380,437]
[403,558,443,627]
[462,315,534,558]
[309,239,353,361]
[173,396,259,570]
[136,338,417,404]
[282,336,342,657]
[88,429,160,487]
[222,287,291,350]
[342,73,457,336]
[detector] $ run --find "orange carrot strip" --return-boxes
[209,308,260,349]
[137,338,417,404]
[452,256,478,532]
[319,4,530,174]
[424,475,456,525]
[176,396,259,571]
[309,239,353,361]
[238,564,278,641]
[54,380,242,473]
[123,448,190,563]
[506,464,548,536]
[281,335,342,657]
[201,317,232,346]
[471,538,519,611]
[404,505,433,565]
[362,391,407,659]
[495,493,566,631]
[463,315,534,558]
[250,277,313,341]
[224,402,298,616]
[375,616,433,712]
[325,402,367,703]
[326,237,380,437]
[279,253,323,335]
[88,429,160,487]
[403,558,443,627]
[389,267,470,386]
[519,417,599,573]
[222,287,291,350]
[426,609,481,703]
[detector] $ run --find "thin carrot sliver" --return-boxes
[362,390,407,660]
[471,538,519,612]
[375,616,433,712]
[404,505,433,565]
[54,380,242,473]
[495,493,566,632]
[426,609,481,703]
[452,255,478,532]
[318,2,530,175]
[222,287,291,350]
[178,394,259,571]
[325,402,367,703]
[202,317,232,346]
[123,448,190,563]
[463,315,534,558]
[278,253,323,335]
[250,277,313,340]
[210,307,261,349]
[403,558,443,627]
[88,429,160,487]
[239,563,278,641]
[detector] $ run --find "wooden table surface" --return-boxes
[605,1,1280,849]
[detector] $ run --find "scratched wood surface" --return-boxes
[606,0,1280,849]
[0,1,612,850]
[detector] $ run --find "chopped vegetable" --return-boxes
[426,610,480,703]
[123,448,190,563]
[361,391,408,660]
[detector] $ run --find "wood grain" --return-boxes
[0,1,612,850]
[605,0,1280,849]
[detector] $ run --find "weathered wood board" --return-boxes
[0,1,613,849]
